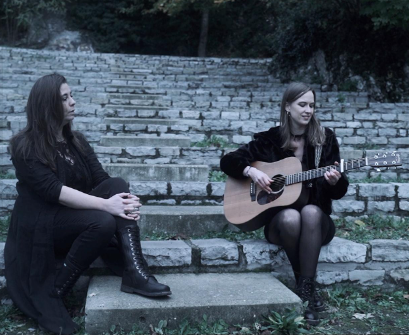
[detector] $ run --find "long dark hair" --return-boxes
[10,73,86,171]
[279,82,325,151]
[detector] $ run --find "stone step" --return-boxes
[102,163,209,182]
[138,205,228,236]
[104,117,200,126]
[104,104,168,111]
[84,273,301,335]
[100,135,191,147]
[107,93,163,100]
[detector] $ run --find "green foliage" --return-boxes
[338,79,359,92]
[0,216,10,242]
[263,308,309,335]
[336,93,346,103]
[1,0,66,44]
[191,135,230,148]
[209,170,227,182]
[335,215,409,243]
[360,0,409,30]
[0,171,16,179]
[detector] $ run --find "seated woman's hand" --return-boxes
[324,161,341,186]
[248,168,274,194]
[105,192,142,220]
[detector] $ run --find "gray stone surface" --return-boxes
[191,238,239,265]
[349,270,385,285]
[390,269,409,283]
[0,242,4,270]
[100,135,190,147]
[370,239,409,262]
[141,240,191,267]
[103,163,209,182]
[85,273,301,334]
[138,206,229,236]
[319,237,367,263]
[316,271,349,285]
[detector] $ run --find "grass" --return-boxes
[1,285,408,334]
[191,136,237,149]
[334,215,409,243]
[0,216,10,242]
[349,175,405,183]
[209,170,228,182]
[0,172,15,179]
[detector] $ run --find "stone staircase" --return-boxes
[1,46,409,332]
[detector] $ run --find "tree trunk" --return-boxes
[198,8,209,57]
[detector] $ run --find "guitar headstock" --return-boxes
[367,151,401,168]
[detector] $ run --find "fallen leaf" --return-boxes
[353,313,374,320]
[88,292,97,297]
[354,220,366,227]
[404,294,409,299]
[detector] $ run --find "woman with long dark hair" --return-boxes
[220,82,349,325]
[5,74,171,334]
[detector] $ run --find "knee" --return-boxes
[109,177,130,193]
[89,212,117,239]
[301,205,323,230]
[278,209,301,237]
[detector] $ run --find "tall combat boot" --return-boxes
[293,270,325,312]
[117,225,171,297]
[51,259,83,298]
[296,276,320,326]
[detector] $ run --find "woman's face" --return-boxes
[60,83,76,126]
[286,90,314,130]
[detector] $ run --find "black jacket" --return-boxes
[4,132,110,335]
[220,126,349,215]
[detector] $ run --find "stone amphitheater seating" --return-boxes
[0,46,408,333]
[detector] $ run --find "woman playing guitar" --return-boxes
[220,82,349,325]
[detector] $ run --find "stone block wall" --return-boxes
[1,238,409,290]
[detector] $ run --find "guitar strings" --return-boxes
[264,158,365,188]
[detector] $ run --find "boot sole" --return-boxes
[121,284,172,297]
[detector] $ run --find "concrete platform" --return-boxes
[85,273,301,334]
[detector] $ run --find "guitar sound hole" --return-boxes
[257,174,285,205]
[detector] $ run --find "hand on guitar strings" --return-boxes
[324,161,341,186]
[248,168,274,194]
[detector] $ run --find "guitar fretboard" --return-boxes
[285,158,367,185]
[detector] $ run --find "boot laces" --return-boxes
[127,228,149,280]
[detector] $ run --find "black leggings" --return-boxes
[53,177,133,270]
[263,204,335,278]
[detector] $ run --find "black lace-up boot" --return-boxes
[51,260,83,298]
[117,224,171,297]
[293,271,325,312]
[296,276,320,326]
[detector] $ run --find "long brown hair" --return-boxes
[279,82,325,151]
[10,73,86,171]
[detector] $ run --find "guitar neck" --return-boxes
[285,158,367,185]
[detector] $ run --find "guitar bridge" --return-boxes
[250,181,256,202]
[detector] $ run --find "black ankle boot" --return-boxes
[293,271,325,312]
[296,276,320,326]
[51,260,83,298]
[117,225,171,297]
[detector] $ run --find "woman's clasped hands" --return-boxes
[105,193,142,220]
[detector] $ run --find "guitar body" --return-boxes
[224,157,308,232]
[223,151,401,232]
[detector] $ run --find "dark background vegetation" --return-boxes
[1,0,409,100]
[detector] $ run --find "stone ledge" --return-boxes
[1,237,409,287]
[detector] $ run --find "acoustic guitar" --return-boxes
[223,152,401,232]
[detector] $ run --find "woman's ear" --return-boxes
[285,103,290,112]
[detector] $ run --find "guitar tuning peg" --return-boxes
[376,168,381,172]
